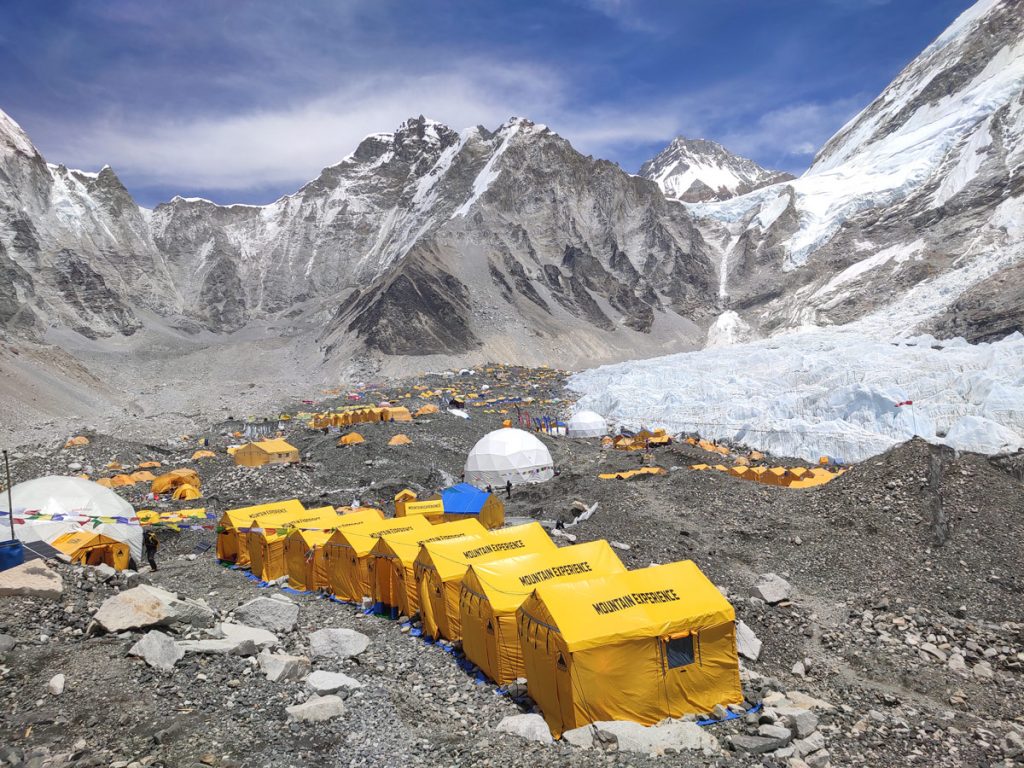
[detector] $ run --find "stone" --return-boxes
[258,649,310,682]
[308,628,370,660]
[752,573,792,605]
[588,720,719,756]
[729,735,784,755]
[561,725,596,749]
[786,691,834,711]
[0,634,15,660]
[972,660,994,680]
[805,748,831,767]
[793,731,826,757]
[736,620,763,662]
[610,541,631,551]
[93,585,214,633]
[792,661,806,676]
[286,694,345,722]
[235,597,298,632]
[495,714,553,744]
[177,638,257,656]
[759,723,793,744]
[47,673,65,696]
[948,653,968,673]
[92,563,117,582]
[786,709,819,739]
[129,630,185,671]
[0,560,63,599]
[218,622,279,649]
[306,670,364,695]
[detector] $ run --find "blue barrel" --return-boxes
[0,539,24,571]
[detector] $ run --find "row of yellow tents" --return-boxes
[598,466,667,481]
[691,463,844,488]
[215,500,741,736]
[604,429,672,451]
[308,406,415,430]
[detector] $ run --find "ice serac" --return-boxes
[641,136,793,203]
[690,0,1024,340]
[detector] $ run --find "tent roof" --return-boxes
[287,528,333,548]
[50,530,123,554]
[247,505,355,542]
[326,515,431,557]
[464,539,625,614]
[372,518,487,566]
[522,560,734,652]
[416,522,554,582]
[440,483,491,514]
[219,499,306,531]
[249,438,298,453]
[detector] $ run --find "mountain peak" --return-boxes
[640,135,794,203]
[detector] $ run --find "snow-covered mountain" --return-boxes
[640,137,793,203]
[690,0,1024,343]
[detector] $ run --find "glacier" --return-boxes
[568,328,1024,463]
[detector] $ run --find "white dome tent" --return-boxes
[465,428,554,488]
[0,476,143,561]
[566,410,607,439]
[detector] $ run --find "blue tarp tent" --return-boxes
[437,483,504,529]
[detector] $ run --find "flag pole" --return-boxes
[3,450,14,541]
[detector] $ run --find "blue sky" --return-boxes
[0,0,972,207]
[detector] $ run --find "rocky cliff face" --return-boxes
[640,136,793,203]
[688,0,1024,341]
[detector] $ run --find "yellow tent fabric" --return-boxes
[518,560,742,737]
[247,505,364,583]
[414,405,439,417]
[370,519,487,615]
[388,434,412,446]
[95,478,114,488]
[414,522,555,642]
[338,433,365,446]
[385,407,413,422]
[50,531,130,570]
[233,439,300,467]
[110,474,135,487]
[192,450,217,460]
[284,529,333,591]
[151,468,201,494]
[105,461,123,470]
[215,499,306,566]
[172,483,202,500]
[598,467,667,481]
[323,516,432,603]
[138,461,162,468]
[461,540,626,684]
[400,499,445,522]
[64,436,90,448]
[394,489,417,517]
[130,471,156,483]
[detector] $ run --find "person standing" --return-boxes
[144,530,159,572]
[505,479,512,500]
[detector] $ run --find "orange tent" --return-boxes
[388,434,411,446]
[338,433,365,446]
[138,461,162,468]
[64,436,90,448]
[192,450,217,460]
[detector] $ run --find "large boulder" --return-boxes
[129,630,185,671]
[752,573,792,605]
[286,695,345,723]
[234,596,298,632]
[93,585,214,633]
[736,620,763,662]
[0,561,63,600]
[306,670,364,695]
[587,721,719,756]
[177,638,257,656]
[308,628,370,660]
[495,714,553,744]
[218,622,279,649]
[0,634,16,661]
[258,649,311,682]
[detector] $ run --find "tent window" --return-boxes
[665,635,695,669]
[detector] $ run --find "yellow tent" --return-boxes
[233,439,300,467]
[151,468,202,495]
[394,489,417,517]
[598,467,667,481]
[414,522,555,642]
[284,529,333,591]
[370,519,487,615]
[172,483,202,500]
[518,561,742,737]
[399,499,445,523]
[95,478,114,488]
[138,461,162,468]
[50,531,130,571]
[323,516,432,603]
[192,450,217,460]
[461,540,626,685]
[215,499,306,566]
[247,505,377,583]
[338,432,365,446]
[385,407,413,422]
[414,404,439,417]
[64,436,90,448]
[388,434,412,446]
[109,473,135,487]
[130,471,156,483]
[105,461,123,470]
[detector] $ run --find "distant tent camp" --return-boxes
[151,469,202,495]
[461,540,625,685]
[432,483,505,529]
[172,483,202,500]
[566,410,607,439]
[233,439,300,467]
[518,561,742,736]
[388,434,412,446]
[50,531,131,571]
[414,522,555,642]
[323,516,432,603]
[370,519,487,615]
[464,429,554,488]
[215,499,306,566]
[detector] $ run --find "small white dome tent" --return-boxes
[465,428,554,488]
[567,410,607,439]
[0,476,142,561]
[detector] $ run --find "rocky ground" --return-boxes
[2,365,1023,767]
